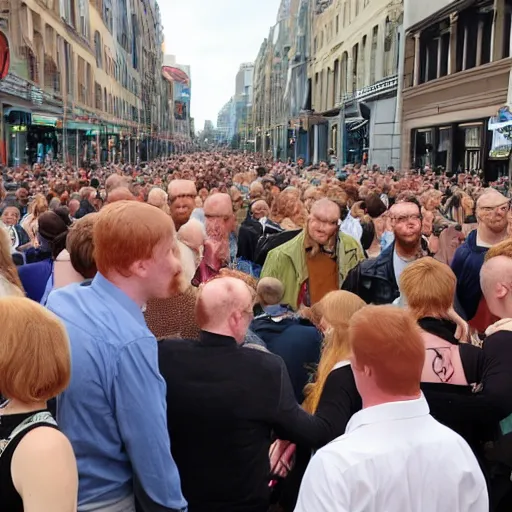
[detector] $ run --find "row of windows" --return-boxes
[93,31,139,96]
[313,22,399,112]
[314,0,372,52]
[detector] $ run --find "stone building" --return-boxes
[0,0,171,166]
[402,0,512,180]
[310,0,403,167]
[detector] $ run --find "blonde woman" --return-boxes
[0,297,78,512]
[271,291,366,511]
[0,227,24,297]
[21,194,48,247]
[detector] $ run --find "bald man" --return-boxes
[452,189,510,331]
[105,173,130,194]
[168,179,197,230]
[147,187,169,214]
[157,277,334,512]
[105,187,136,204]
[261,198,364,308]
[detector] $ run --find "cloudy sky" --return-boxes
[160,0,281,132]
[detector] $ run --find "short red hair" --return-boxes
[349,306,424,396]
[94,200,175,277]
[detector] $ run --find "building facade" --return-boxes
[310,0,403,167]
[251,0,403,167]
[1,0,170,166]
[217,97,235,145]
[402,0,512,180]
[162,54,193,153]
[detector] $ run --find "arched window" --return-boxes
[94,31,102,68]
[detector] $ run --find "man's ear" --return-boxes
[129,259,149,279]
[496,282,509,300]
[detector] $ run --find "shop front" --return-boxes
[411,121,489,173]
[27,114,59,164]
[402,57,511,177]
[5,110,31,167]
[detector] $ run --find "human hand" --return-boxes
[269,439,296,478]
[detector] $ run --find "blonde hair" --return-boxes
[0,227,24,293]
[303,291,366,413]
[0,297,70,402]
[400,258,456,320]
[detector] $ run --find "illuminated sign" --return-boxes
[12,126,27,132]
[32,115,58,127]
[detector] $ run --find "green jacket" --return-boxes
[261,230,364,309]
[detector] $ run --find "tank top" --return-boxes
[0,410,58,512]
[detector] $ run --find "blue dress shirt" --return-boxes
[47,273,187,511]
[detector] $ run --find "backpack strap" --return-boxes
[0,411,57,457]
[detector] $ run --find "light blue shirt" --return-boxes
[47,274,187,511]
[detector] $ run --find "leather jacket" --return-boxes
[342,243,399,305]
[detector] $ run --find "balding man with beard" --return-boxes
[452,189,510,332]
[157,277,335,512]
[262,198,363,308]
[168,179,197,230]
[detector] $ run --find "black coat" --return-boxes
[342,242,399,304]
[75,199,96,219]
[158,332,338,512]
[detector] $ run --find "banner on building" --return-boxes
[0,31,9,81]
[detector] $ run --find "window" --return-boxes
[343,2,348,27]
[95,82,102,110]
[355,0,360,17]
[103,0,113,32]
[352,43,359,91]
[361,35,367,88]
[94,32,102,68]
[336,15,339,34]
[370,25,378,84]
[77,0,89,38]
[64,40,73,97]
[314,36,318,53]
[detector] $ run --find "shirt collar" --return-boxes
[346,394,430,434]
[199,330,238,347]
[91,273,146,325]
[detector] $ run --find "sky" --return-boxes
[160,0,282,132]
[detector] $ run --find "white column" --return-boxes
[413,33,421,86]
[462,25,468,70]
[347,56,354,93]
[476,19,484,66]
[449,14,458,74]
[313,124,319,164]
[436,38,442,78]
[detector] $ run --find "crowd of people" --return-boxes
[1,151,512,512]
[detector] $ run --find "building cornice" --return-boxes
[402,58,512,99]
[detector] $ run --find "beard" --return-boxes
[395,233,422,253]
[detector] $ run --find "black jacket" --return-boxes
[342,242,398,304]
[75,199,96,219]
[158,332,337,512]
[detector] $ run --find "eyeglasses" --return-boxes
[391,214,422,224]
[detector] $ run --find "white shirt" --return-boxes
[294,396,488,512]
